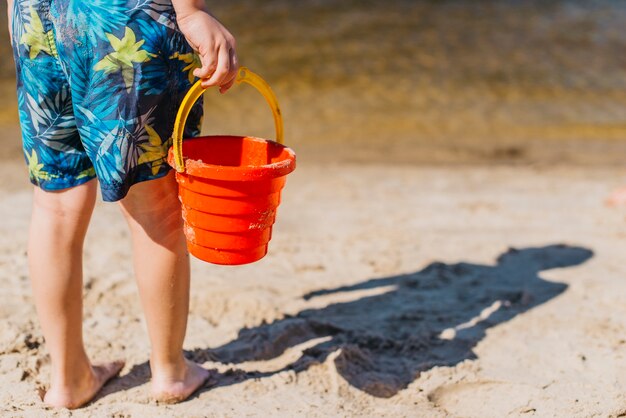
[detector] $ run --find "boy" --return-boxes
[8,0,238,409]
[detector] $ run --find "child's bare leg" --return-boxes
[28,181,124,409]
[119,172,209,403]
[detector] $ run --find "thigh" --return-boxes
[118,171,184,246]
[12,0,95,192]
[32,179,97,226]
[49,0,203,202]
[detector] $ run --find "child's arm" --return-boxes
[172,0,238,93]
[7,0,14,38]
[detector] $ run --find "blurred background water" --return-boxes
[2,0,626,165]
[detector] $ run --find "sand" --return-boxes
[2,0,626,416]
[1,162,626,417]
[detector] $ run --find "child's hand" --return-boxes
[175,6,238,93]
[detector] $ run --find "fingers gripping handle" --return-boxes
[172,67,285,172]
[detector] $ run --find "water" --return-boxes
[2,0,626,165]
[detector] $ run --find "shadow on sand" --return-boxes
[106,244,592,400]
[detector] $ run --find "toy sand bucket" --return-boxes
[167,67,296,265]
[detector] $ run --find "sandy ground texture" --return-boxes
[2,1,626,416]
[0,163,626,417]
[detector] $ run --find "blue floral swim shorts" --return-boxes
[11,0,203,201]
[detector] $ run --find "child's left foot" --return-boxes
[151,359,211,404]
[43,360,125,409]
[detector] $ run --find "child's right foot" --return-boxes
[43,360,125,409]
[151,359,210,404]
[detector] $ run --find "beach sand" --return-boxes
[2,0,626,416]
[1,163,626,417]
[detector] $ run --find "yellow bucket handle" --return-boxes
[172,67,284,172]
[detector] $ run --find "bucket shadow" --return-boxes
[188,244,593,398]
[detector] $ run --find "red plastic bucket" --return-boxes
[168,68,296,265]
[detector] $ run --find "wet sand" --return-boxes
[2,0,626,165]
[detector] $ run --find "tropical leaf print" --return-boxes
[75,166,96,180]
[92,127,125,185]
[170,52,201,84]
[121,106,157,174]
[133,18,172,95]
[25,149,56,183]
[70,51,120,119]
[138,125,169,175]
[12,0,203,201]
[135,0,178,30]
[20,7,54,59]
[16,91,35,150]
[65,0,129,42]
[24,88,80,153]
[80,106,164,185]
[11,0,29,50]
[94,27,157,90]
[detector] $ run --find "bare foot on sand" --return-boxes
[606,186,626,207]
[43,360,125,409]
[151,359,211,404]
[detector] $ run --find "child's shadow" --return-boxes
[187,244,592,398]
[106,244,592,400]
